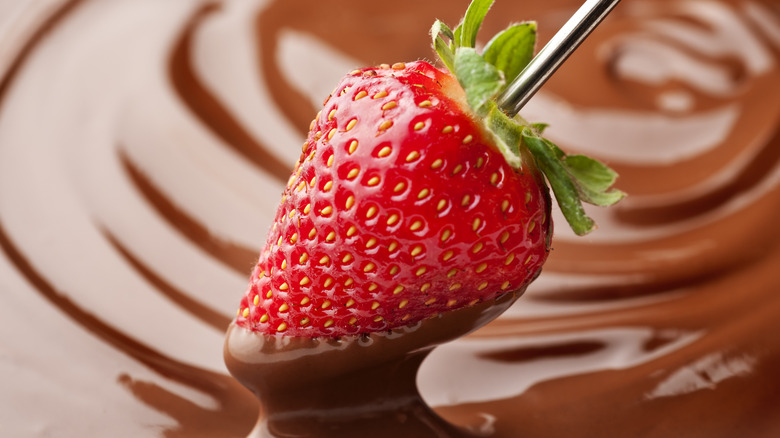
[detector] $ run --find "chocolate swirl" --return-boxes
[0,0,778,436]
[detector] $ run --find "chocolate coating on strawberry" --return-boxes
[236,61,551,337]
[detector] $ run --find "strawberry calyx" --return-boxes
[432,0,624,235]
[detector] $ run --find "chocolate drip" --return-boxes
[225,292,518,437]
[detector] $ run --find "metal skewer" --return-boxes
[496,0,622,116]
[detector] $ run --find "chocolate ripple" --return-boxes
[119,148,257,275]
[169,2,291,183]
[0,0,779,437]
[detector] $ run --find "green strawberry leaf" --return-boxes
[431,20,456,72]
[433,19,455,41]
[531,122,549,134]
[563,155,618,192]
[458,0,495,48]
[485,102,523,167]
[521,132,595,235]
[521,131,624,235]
[453,47,504,114]
[484,109,623,235]
[563,155,626,205]
[483,22,537,86]
[452,25,463,50]
[573,179,626,207]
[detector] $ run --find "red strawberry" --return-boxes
[236,61,550,337]
[234,0,623,338]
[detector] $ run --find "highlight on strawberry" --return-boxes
[233,0,624,338]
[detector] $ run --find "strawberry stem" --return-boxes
[430,0,624,235]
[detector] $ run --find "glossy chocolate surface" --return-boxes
[226,292,518,437]
[1,0,778,436]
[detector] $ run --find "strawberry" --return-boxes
[234,0,623,337]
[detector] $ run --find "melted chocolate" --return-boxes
[225,293,518,437]
[1,0,778,436]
